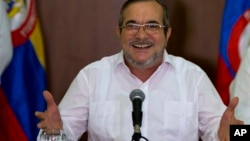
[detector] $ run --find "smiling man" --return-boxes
[35,0,243,141]
[117,0,171,82]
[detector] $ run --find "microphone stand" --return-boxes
[131,123,149,141]
[131,125,141,141]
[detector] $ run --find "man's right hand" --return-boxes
[35,90,63,131]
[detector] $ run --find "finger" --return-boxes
[43,90,57,108]
[222,97,238,120]
[35,112,48,129]
[37,120,48,129]
[227,96,239,112]
[35,111,46,120]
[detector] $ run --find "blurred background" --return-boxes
[36,0,224,140]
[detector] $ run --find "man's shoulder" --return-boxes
[168,54,204,72]
[83,52,121,70]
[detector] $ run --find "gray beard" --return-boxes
[123,48,165,69]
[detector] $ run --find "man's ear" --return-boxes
[166,27,172,40]
[116,26,121,38]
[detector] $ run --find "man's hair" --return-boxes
[118,0,170,33]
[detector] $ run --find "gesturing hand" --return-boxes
[218,97,244,141]
[35,90,63,131]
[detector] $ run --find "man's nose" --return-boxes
[135,26,149,38]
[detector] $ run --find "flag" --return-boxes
[215,0,250,105]
[0,0,47,140]
[0,0,12,79]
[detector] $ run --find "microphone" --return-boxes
[130,89,145,141]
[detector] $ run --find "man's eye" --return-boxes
[146,24,159,29]
[126,24,138,29]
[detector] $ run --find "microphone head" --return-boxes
[130,89,145,101]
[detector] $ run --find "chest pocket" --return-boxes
[163,101,198,140]
[89,101,121,139]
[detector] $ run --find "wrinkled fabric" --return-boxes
[57,50,225,141]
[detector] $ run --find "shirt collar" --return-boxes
[114,50,125,67]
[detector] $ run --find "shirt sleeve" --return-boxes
[198,71,226,141]
[58,69,90,140]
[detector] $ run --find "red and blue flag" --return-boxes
[0,0,46,140]
[216,0,250,105]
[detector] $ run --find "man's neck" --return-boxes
[128,60,162,82]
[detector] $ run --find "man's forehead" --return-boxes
[122,1,163,24]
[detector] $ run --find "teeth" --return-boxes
[131,41,153,48]
[134,44,150,48]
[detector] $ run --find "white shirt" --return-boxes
[230,47,250,124]
[0,0,13,83]
[58,50,226,141]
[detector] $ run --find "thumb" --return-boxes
[43,90,57,108]
[227,97,239,112]
[218,97,240,140]
[227,97,244,125]
[222,97,239,124]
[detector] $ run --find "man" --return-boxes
[35,0,243,140]
[0,0,12,82]
[230,47,250,124]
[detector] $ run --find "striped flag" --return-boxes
[0,0,12,79]
[215,0,250,105]
[0,0,47,140]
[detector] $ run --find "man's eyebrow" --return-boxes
[124,20,160,25]
[124,20,137,25]
[147,20,160,24]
